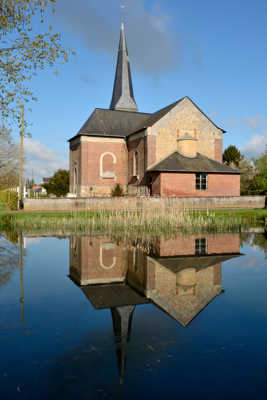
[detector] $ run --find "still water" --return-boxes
[1,232,267,399]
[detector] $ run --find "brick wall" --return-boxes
[160,173,240,197]
[70,236,127,285]
[154,234,240,257]
[69,139,81,194]
[77,137,128,196]
[127,135,146,184]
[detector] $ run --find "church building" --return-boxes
[68,24,240,197]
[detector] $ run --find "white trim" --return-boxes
[99,243,117,269]
[80,136,125,143]
[100,152,117,178]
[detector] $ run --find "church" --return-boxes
[68,24,240,197]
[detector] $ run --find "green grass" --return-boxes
[0,202,8,211]
[0,208,265,237]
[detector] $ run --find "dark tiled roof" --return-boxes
[82,283,149,309]
[127,96,226,135]
[129,98,184,133]
[152,254,241,273]
[69,97,226,141]
[148,152,240,174]
[110,23,138,112]
[69,108,151,141]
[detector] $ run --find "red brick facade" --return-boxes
[69,98,240,197]
[158,172,240,197]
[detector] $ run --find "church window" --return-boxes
[196,173,207,190]
[100,152,117,179]
[195,238,207,255]
[73,164,78,194]
[133,151,139,177]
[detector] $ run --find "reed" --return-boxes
[0,208,249,237]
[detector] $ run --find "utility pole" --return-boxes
[19,232,24,322]
[19,105,24,209]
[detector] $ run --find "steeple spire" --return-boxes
[110,23,138,112]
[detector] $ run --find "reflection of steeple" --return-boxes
[111,305,135,384]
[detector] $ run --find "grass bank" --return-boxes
[0,208,265,236]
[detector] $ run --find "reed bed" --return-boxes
[0,208,249,237]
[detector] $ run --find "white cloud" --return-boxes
[54,0,183,74]
[24,138,68,183]
[241,132,267,159]
[228,115,267,132]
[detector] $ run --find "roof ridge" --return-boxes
[95,108,151,115]
[184,97,226,133]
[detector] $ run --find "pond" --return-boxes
[1,231,267,399]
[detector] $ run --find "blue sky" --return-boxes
[16,0,267,182]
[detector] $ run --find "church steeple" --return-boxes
[110,23,138,112]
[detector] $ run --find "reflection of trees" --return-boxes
[240,232,267,258]
[0,233,19,287]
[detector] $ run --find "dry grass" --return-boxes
[0,208,247,237]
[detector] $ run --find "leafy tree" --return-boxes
[0,0,73,125]
[239,158,255,195]
[248,151,267,195]
[240,150,267,195]
[43,169,69,197]
[223,145,243,167]
[0,125,19,189]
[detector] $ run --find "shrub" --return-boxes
[0,190,18,210]
[111,184,124,197]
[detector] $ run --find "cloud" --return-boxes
[241,132,267,159]
[54,0,182,74]
[228,115,267,132]
[24,138,68,183]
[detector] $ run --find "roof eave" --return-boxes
[68,133,126,142]
[148,169,240,174]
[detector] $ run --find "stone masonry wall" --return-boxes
[150,97,224,165]
[24,195,266,211]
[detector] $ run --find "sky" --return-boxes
[12,0,267,183]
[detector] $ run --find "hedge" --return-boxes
[0,190,18,210]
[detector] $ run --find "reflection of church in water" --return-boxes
[69,234,241,381]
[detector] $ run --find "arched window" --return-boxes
[99,242,117,269]
[73,167,78,194]
[100,152,117,179]
[133,151,138,177]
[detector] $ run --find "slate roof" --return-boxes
[81,283,149,310]
[69,97,226,141]
[148,151,240,174]
[110,23,138,112]
[151,253,241,273]
[125,96,226,135]
[68,108,151,141]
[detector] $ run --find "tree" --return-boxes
[223,145,243,167]
[43,169,69,197]
[239,158,255,195]
[0,0,73,125]
[0,125,19,189]
[240,150,267,195]
[248,151,267,195]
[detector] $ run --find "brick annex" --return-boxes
[68,24,240,198]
